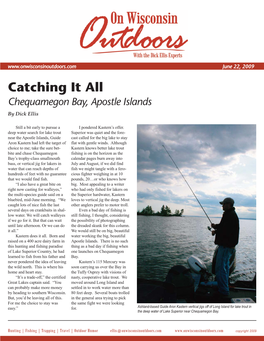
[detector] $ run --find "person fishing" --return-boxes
[162,146,240,300]
[211,197,240,299]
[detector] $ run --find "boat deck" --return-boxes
[137,276,256,304]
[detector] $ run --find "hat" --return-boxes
[219,197,234,205]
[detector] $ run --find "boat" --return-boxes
[137,247,256,303]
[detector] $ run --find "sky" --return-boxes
[137,125,256,219]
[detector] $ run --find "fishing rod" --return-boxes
[162,144,212,225]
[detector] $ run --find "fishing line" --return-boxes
[162,144,212,224]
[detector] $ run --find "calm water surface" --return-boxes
[137,216,256,282]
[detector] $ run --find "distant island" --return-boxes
[137,205,184,217]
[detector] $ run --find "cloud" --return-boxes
[137,124,256,183]
[137,125,256,217]
[138,188,187,204]
[138,149,150,160]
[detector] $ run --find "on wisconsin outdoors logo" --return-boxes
[80,12,188,53]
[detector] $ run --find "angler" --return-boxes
[210,197,240,299]
[161,145,243,303]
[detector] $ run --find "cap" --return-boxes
[219,197,234,205]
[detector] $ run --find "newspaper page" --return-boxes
[0,0,262,339]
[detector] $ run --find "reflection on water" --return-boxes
[137,216,256,282]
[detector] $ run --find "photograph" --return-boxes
[137,124,256,304]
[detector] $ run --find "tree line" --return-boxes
[137,205,184,216]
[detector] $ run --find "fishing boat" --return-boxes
[137,248,256,304]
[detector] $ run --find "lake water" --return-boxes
[137,215,256,283]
